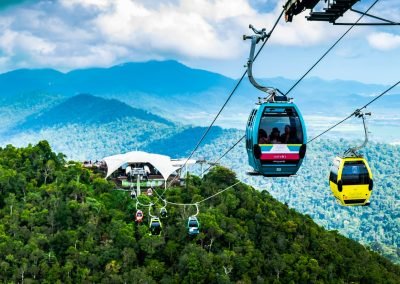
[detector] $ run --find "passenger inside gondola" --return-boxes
[258,129,269,144]
[258,107,303,145]
[280,125,291,143]
[269,128,281,144]
[289,126,300,143]
[280,125,300,144]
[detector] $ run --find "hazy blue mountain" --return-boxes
[0,60,232,97]
[13,94,173,132]
[1,60,398,128]
[0,68,64,97]
[63,60,233,95]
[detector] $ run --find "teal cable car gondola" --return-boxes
[246,101,307,176]
[244,25,307,177]
[187,216,200,236]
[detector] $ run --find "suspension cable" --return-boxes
[157,181,241,207]
[285,0,380,96]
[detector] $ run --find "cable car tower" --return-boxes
[197,158,219,178]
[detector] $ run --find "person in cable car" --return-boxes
[135,210,144,223]
[280,125,301,144]
[258,129,269,144]
[280,125,291,144]
[269,128,281,144]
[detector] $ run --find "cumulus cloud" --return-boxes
[0,0,375,72]
[367,32,400,50]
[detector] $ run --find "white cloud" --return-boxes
[367,32,400,51]
[0,0,388,73]
[0,29,55,56]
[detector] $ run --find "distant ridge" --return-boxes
[14,94,173,131]
[0,60,233,97]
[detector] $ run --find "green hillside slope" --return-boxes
[0,141,398,283]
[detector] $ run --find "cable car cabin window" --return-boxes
[258,107,303,144]
[342,162,370,185]
[189,220,198,227]
[329,165,338,183]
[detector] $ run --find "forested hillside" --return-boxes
[0,142,399,283]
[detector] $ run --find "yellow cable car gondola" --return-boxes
[329,110,374,206]
[329,156,373,206]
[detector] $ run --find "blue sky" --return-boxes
[0,0,399,84]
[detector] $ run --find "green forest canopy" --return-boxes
[0,141,399,283]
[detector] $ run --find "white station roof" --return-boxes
[103,151,196,180]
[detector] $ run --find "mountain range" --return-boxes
[1,60,399,129]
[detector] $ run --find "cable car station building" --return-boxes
[101,151,196,190]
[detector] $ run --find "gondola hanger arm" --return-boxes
[344,111,371,157]
[243,24,281,100]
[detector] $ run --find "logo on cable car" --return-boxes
[273,154,287,159]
